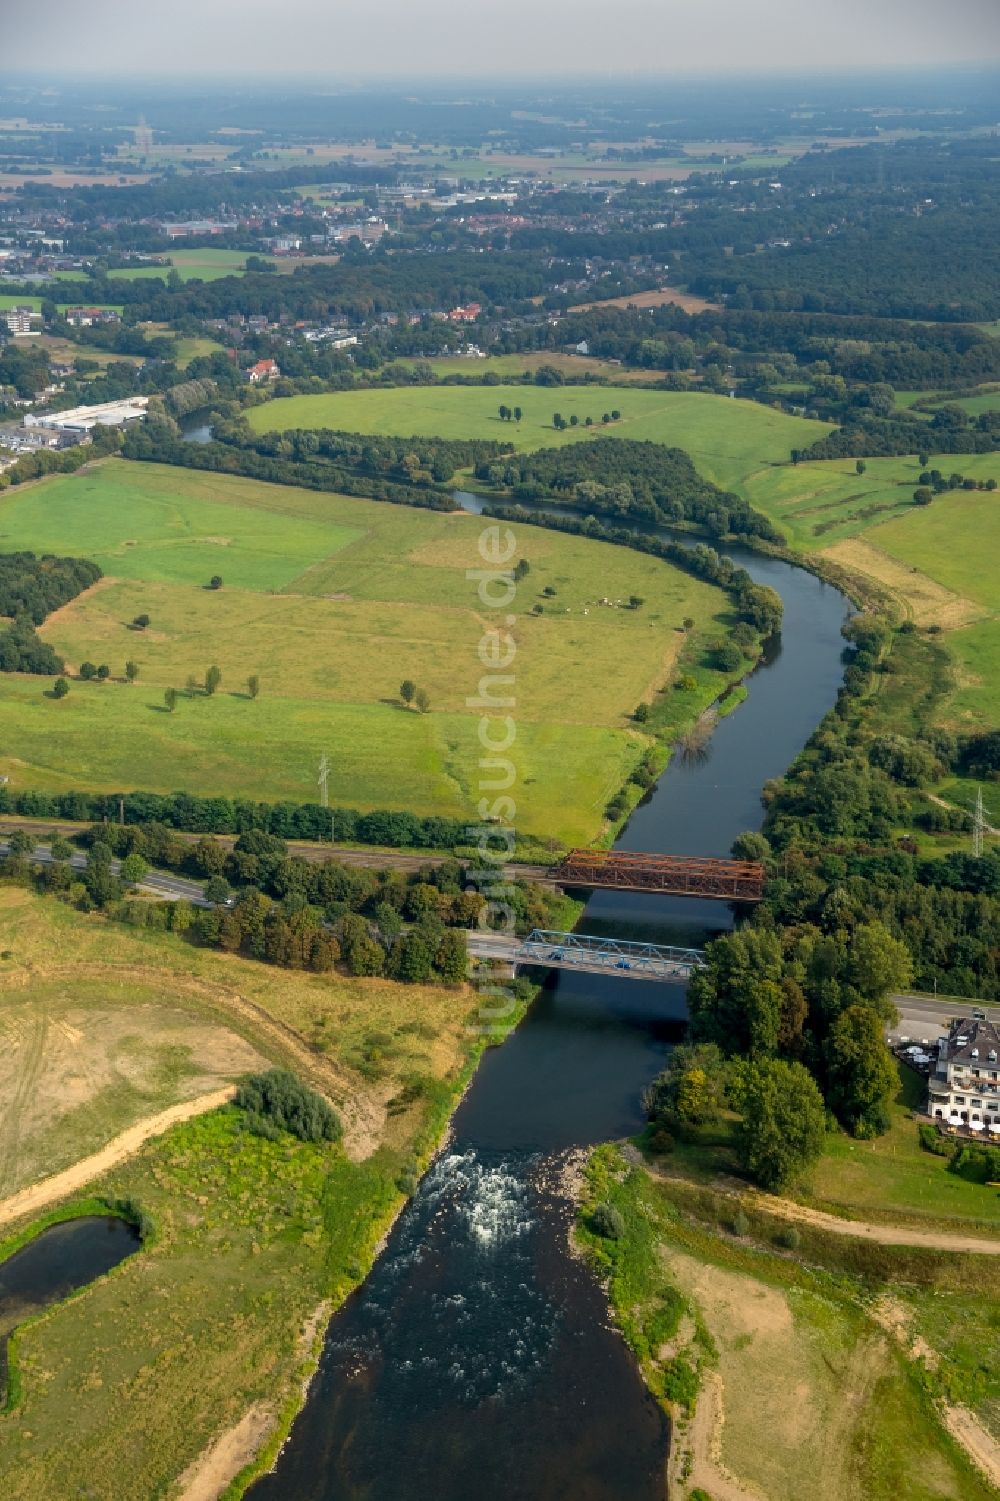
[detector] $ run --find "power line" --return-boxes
[973,786,986,859]
[317,753,330,810]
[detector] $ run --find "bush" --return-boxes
[732,1208,750,1238]
[918,1122,951,1157]
[774,1225,801,1251]
[649,1127,675,1155]
[590,1201,625,1240]
[234,1068,342,1144]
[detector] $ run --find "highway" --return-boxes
[0,840,210,906]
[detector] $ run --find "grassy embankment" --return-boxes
[578,1145,1000,1501]
[0,883,512,1497]
[0,459,737,846]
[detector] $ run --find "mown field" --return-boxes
[0,460,732,843]
[247,386,831,494]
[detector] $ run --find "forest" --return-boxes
[0,551,102,674]
[475,439,782,542]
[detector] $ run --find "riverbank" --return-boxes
[575,1145,999,1501]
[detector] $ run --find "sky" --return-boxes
[4,0,1000,77]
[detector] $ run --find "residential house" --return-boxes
[928,1016,1000,1136]
[245,358,280,384]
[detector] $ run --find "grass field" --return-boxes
[0,460,731,843]
[0,295,124,313]
[743,453,1000,552]
[0,881,500,1500]
[247,386,831,494]
[579,1147,995,1501]
[409,351,672,384]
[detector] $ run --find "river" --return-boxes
[249,512,850,1500]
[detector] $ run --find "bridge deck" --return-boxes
[552,850,766,901]
[469,929,706,983]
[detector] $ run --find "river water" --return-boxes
[249,507,850,1501]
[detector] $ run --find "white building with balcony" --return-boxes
[928,1017,1000,1136]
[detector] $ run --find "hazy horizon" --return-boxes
[4,0,999,80]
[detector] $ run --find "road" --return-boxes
[890,992,999,1045]
[0,839,209,906]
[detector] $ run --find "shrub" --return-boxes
[649,1127,675,1155]
[774,1225,801,1251]
[234,1068,342,1144]
[590,1201,625,1240]
[918,1122,951,1157]
[732,1208,750,1238]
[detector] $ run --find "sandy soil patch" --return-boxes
[941,1405,1000,1491]
[0,1088,233,1231]
[174,1401,273,1501]
[570,285,720,315]
[820,538,985,629]
[0,990,265,1197]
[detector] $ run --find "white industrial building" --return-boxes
[24,397,149,433]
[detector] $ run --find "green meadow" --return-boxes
[247,386,831,494]
[0,460,732,844]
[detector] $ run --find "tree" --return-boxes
[856,459,867,475]
[400,679,416,706]
[715,641,743,674]
[569,413,579,427]
[414,687,430,713]
[96,663,110,681]
[204,874,231,904]
[611,409,621,421]
[50,836,74,862]
[125,660,139,683]
[732,1058,826,1190]
[8,829,34,856]
[513,406,522,423]
[823,1005,897,1138]
[132,614,150,630]
[209,575,223,590]
[164,686,178,712]
[731,830,771,863]
[79,661,97,681]
[498,404,510,422]
[247,674,260,700]
[205,664,222,696]
[645,1043,727,1130]
[913,487,933,506]
[52,676,69,698]
[633,702,650,722]
[848,921,912,1015]
[436,928,468,982]
[186,673,199,695]
[120,851,149,886]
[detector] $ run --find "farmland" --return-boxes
[0,460,733,844]
[248,386,831,493]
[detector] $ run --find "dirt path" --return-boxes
[941,1405,1000,1491]
[174,1402,273,1501]
[0,1088,233,1231]
[749,1189,1000,1255]
[670,1369,769,1501]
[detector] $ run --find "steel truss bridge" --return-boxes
[512,929,706,982]
[552,849,766,902]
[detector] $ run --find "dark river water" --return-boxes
[0,1216,140,1398]
[251,511,851,1501]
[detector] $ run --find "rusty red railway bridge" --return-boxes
[551,850,766,902]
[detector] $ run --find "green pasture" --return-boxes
[0,460,730,842]
[745,453,1000,551]
[0,462,362,590]
[867,482,1000,611]
[247,387,830,494]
